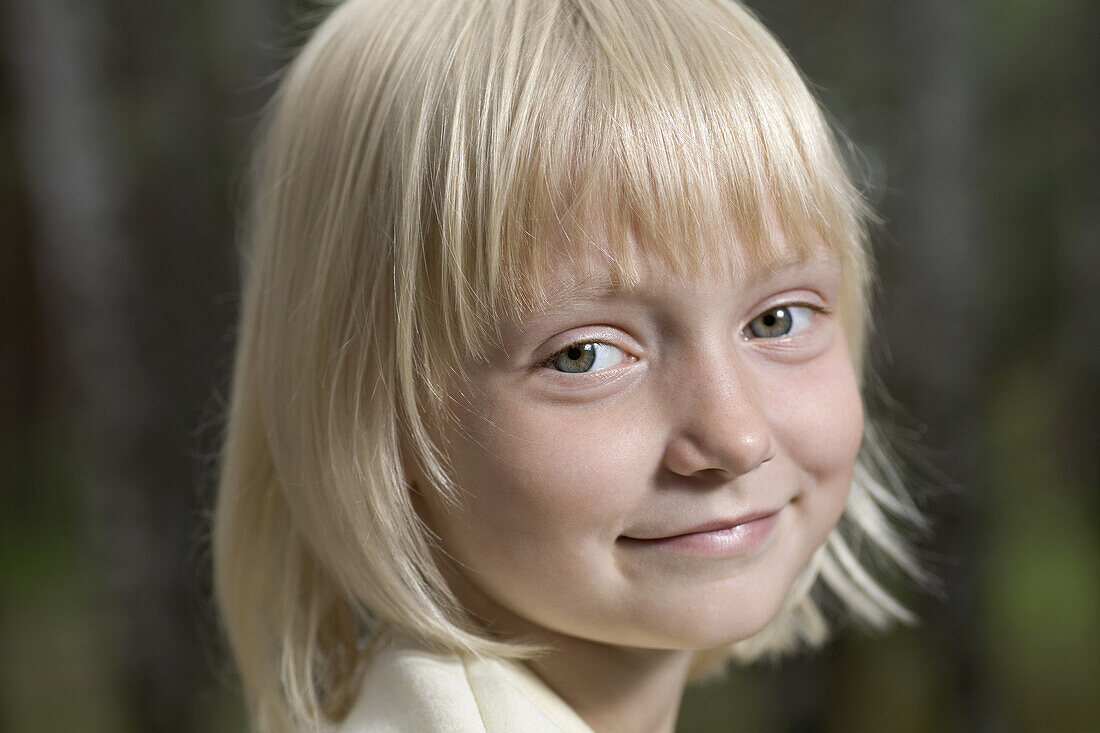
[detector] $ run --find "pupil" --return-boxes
[749,307,793,338]
[552,342,598,373]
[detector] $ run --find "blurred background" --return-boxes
[1,0,1096,731]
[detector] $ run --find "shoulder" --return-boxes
[338,634,594,733]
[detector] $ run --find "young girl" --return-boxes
[213,0,926,730]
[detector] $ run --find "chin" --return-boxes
[681,606,784,651]
[590,588,792,652]
[671,578,801,650]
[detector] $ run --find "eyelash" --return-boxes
[542,341,631,374]
[541,302,830,375]
[741,303,827,340]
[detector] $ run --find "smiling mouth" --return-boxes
[618,510,783,556]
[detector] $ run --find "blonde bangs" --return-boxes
[417,0,870,369]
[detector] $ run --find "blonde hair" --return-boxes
[213,0,927,729]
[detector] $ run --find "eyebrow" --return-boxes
[526,248,837,314]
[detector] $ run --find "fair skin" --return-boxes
[416,241,864,733]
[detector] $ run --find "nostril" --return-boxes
[661,423,775,479]
[662,437,712,478]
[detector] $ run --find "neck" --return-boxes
[525,634,693,733]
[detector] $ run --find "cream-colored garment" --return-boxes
[339,634,596,732]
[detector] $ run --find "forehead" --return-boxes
[514,221,837,317]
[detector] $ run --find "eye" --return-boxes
[545,342,628,373]
[746,305,816,338]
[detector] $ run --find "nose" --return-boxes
[661,354,776,479]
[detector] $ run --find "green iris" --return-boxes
[551,343,597,373]
[748,307,793,337]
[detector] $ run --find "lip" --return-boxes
[618,509,783,557]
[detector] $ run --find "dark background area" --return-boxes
[2,1,1097,731]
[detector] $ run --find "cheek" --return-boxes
[773,349,864,477]
[430,389,644,574]
[418,390,656,637]
[764,349,863,552]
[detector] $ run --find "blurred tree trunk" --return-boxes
[5,0,281,730]
[3,0,191,731]
[877,0,990,731]
[1060,3,1100,493]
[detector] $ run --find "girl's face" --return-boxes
[416,242,863,650]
